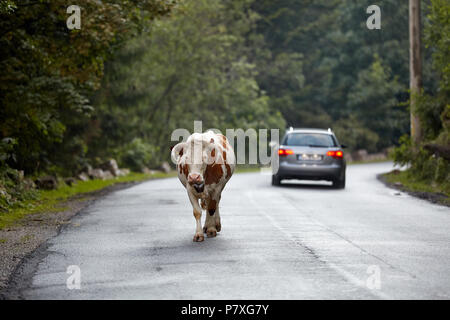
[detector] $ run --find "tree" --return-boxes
[410,0,423,145]
[90,0,285,169]
[250,0,412,148]
[347,55,407,149]
[0,0,175,173]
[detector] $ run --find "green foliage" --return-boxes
[393,140,450,195]
[392,0,449,191]
[412,91,445,140]
[91,0,285,166]
[0,0,16,14]
[333,116,379,152]
[393,132,449,186]
[251,0,412,147]
[423,1,450,148]
[347,55,408,149]
[0,165,38,213]
[436,105,450,147]
[118,138,159,171]
[0,138,17,165]
[391,135,412,166]
[425,0,450,94]
[0,0,176,174]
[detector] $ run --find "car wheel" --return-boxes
[272,174,281,186]
[332,173,346,189]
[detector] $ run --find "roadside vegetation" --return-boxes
[383,170,449,206]
[389,0,449,201]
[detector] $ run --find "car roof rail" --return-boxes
[328,128,332,133]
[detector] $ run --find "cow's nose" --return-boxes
[188,173,202,184]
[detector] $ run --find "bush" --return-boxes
[435,157,449,183]
[333,116,380,153]
[413,92,445,141]
[118,138,159,172]
[392,134,450,192]
[0,137,17,167]
[0,165,38,213]
[391,134,412,166]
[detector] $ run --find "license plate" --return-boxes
[297,154,323,161]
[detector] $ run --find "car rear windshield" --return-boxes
[283,133,337,147]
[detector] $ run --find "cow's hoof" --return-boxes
[203,226,207,233]
[215,223,221,232]
[193,233,204,242]
[206,228,217,238]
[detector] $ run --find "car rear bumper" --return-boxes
[276,161,344,181]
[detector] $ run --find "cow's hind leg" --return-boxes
[203,211,221,233]
[204,197,219,238]
[216,193,222,232]
[215,207,221,232]
[204,214,217,238]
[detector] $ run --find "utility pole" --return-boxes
[409,0,422,145]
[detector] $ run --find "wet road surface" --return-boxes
[15,162,450,299]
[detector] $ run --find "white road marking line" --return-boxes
[246,189,391,300]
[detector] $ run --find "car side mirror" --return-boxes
[341,144,347,149]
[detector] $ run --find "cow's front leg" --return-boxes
[188,190,204,242]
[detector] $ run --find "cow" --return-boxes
[171,131,235,242]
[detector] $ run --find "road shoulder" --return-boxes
[0,179,153,298]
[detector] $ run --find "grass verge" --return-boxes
[0,171,176,230]
[382,169,450,206]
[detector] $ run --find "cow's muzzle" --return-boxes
[193,182,205,193]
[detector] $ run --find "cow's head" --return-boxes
[171,133,219,194]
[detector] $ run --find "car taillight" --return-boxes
[327,150,343,158]
[278,148,294,156]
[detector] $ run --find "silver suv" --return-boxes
[272,128,346,188]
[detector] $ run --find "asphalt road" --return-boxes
[14,162,450,299]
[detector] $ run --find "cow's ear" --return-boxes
[169,145,182,156]
[171,142,187,164]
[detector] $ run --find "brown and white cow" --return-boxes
[171,131,235,242]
